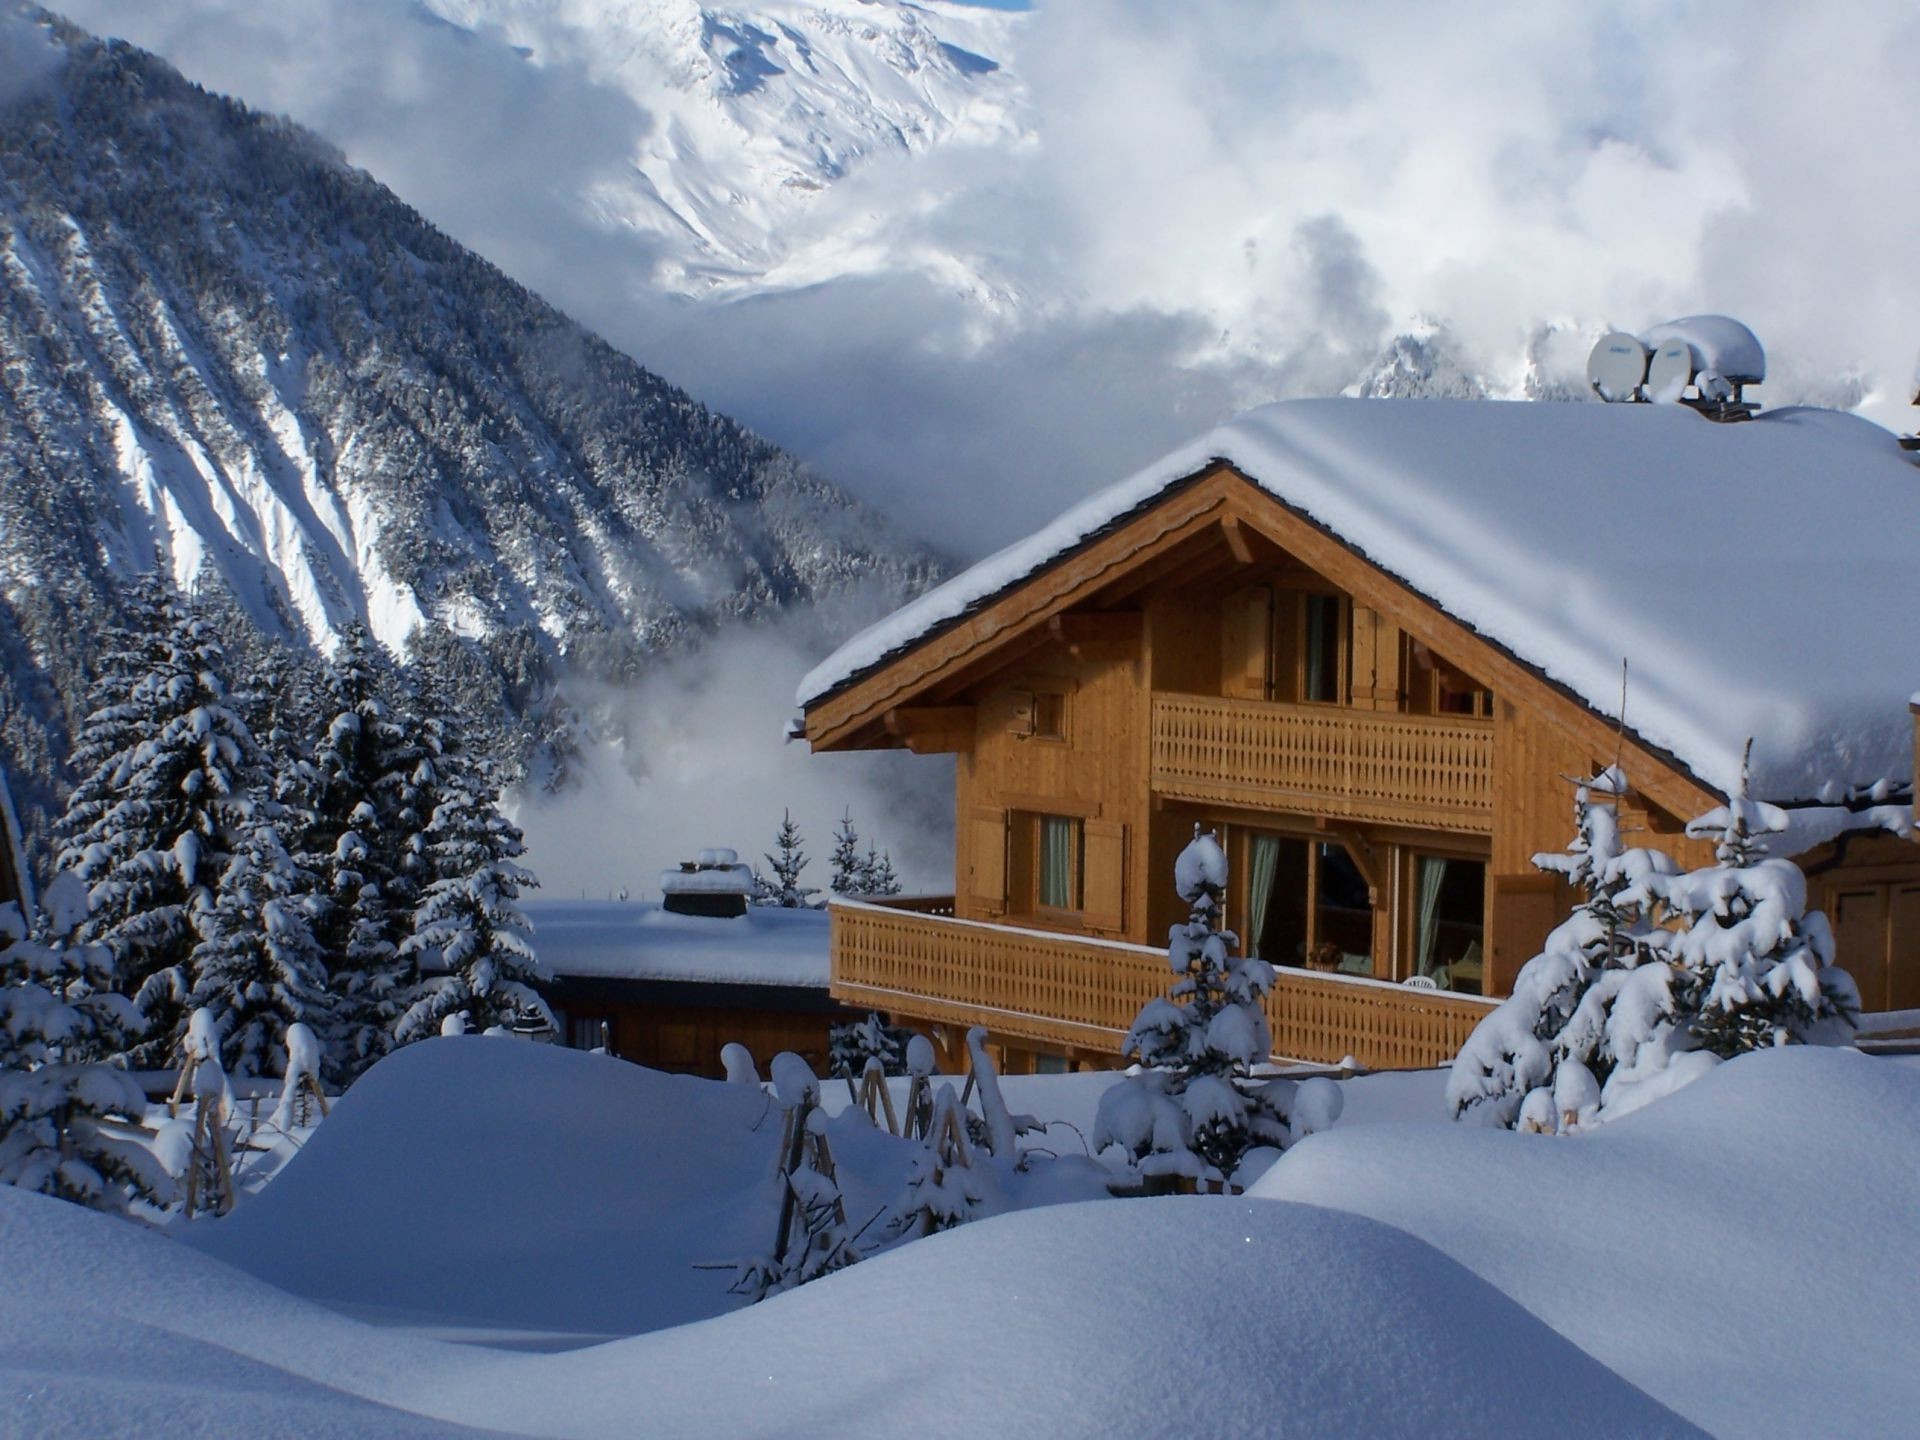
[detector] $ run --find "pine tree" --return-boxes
[828,809,863,894]
[187,811,331,1078]
[0,873,173,1213]
[395,740,550,1042]
[755,809,819,908]
[54,585,262,1064]
[861,847,902,898]
[1094,828,1295,1188]
[298,625,415,1074]
[828,1012,912,1078]
[1449,756,1856,1132]
[1664,756,1858,1060]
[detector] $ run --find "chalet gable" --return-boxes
[802,399,1920,811]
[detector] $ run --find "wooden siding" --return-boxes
[1150,692,1494,833]
[831,897,1496,1070]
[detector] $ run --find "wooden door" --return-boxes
[1831,886,1891,1013]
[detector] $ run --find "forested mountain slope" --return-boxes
[0,12,941,832]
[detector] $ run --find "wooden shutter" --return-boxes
[968,806,1008,914]
[1082,820,1127,933]
[1487,872,1564,999]
[1889,885,1920,1012]
[1221,586,1273,700]
[1833,886,1891,1013]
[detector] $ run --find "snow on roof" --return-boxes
[524,900,828,987]
[800,399,1920,801]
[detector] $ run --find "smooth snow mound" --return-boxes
[1252,1045,1920,1440]
[0,1184,1700,1439]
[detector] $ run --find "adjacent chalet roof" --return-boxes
[800,399,1920,803]
[523,901,829,988]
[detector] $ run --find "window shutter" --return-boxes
[968,806,1008,914]
[1083,820,1127,933]
[1221,587,1273,700]
[1890,885,1920,1011]
[1487,872,1564,999]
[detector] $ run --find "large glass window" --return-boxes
[1410,855,1486,993]
[1244,832,1373,975]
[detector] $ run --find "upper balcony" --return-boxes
[832,896,1497,1071]
[1151,692,1495,834]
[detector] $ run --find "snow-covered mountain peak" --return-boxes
[423,0,1026,289]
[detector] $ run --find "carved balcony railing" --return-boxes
[1150,692,1495,833]
[831,897,1496,1070]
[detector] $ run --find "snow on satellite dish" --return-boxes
[1646,337,1698,404]
[1587,332,1649,402]
[1638,316,1764,386]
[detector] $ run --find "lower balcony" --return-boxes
[832,895,1498,1071]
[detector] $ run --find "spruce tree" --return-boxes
[187,811,331,1078]
[755,809,819,908]
[298,624,414,1074]
[861,846,902,898]
[828,810,863,894]
[54,586,262,1064]
[395,739,550,1042]
[1094,828,1295,1188]
[0,874,173,1212]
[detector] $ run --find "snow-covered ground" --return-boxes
[2,1040,1915,1437]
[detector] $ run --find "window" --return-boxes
[1031,690,1067,740]
[1303,595,1344,704]
[1409,855,1487,993]
[1403,640,1493,718]
[1037,815,1082,910]
[1243,831,1373,974]
[567,1013,613,1053]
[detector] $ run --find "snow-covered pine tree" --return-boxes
[1662,755,1858,1061]
[187,809,331,1078]
[828,1012,913,1078]
[0,873,172,1213]
[861,847,902,898]
[1094,828,1289,1188]
[395,736,551,1042]
[1448,769,1682,1130]
[755,809,819,908]
[54,585,263,1064]
[298,624,416,1075]
[828,809,862,894]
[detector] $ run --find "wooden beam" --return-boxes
[884,706,974,755]
[1220,515,1255,566]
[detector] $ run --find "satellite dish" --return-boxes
[1646,337,1698,403]
[1587,332,1649,402]
[1695,369,1733,403]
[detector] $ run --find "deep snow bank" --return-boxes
[1252,1045,1920,1439]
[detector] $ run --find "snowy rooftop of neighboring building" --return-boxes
[524,900,828,988]
[800,398,1920,801]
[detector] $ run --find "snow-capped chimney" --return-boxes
[660,847,754,919]
[1586,316,1764,421]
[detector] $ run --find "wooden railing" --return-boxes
[1151,692,1495,833]
[831,897,1496,1070]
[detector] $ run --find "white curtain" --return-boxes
[1414,856,1447,980]
[1041,816,1075,909]
[1247,834,1281,954]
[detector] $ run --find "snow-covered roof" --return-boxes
[523,900,828,988]
[800,399,1920,802]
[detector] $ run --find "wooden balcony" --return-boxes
[1151,692,1495,833]
[831,897,1497,1070]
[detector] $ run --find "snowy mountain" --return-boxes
[421,0,1027,295]
[0,14,942,822]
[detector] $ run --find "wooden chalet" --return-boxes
[798,399,1920,1073]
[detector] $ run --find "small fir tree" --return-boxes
[860,846,902,898]
[828,1012,913,1078]
[0,874,173,1213]
[187,811,331,1078]
[1094,828,1294,1188]
[755,809,819,909]
[828,809,863,894]
[395,745,550,1042]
